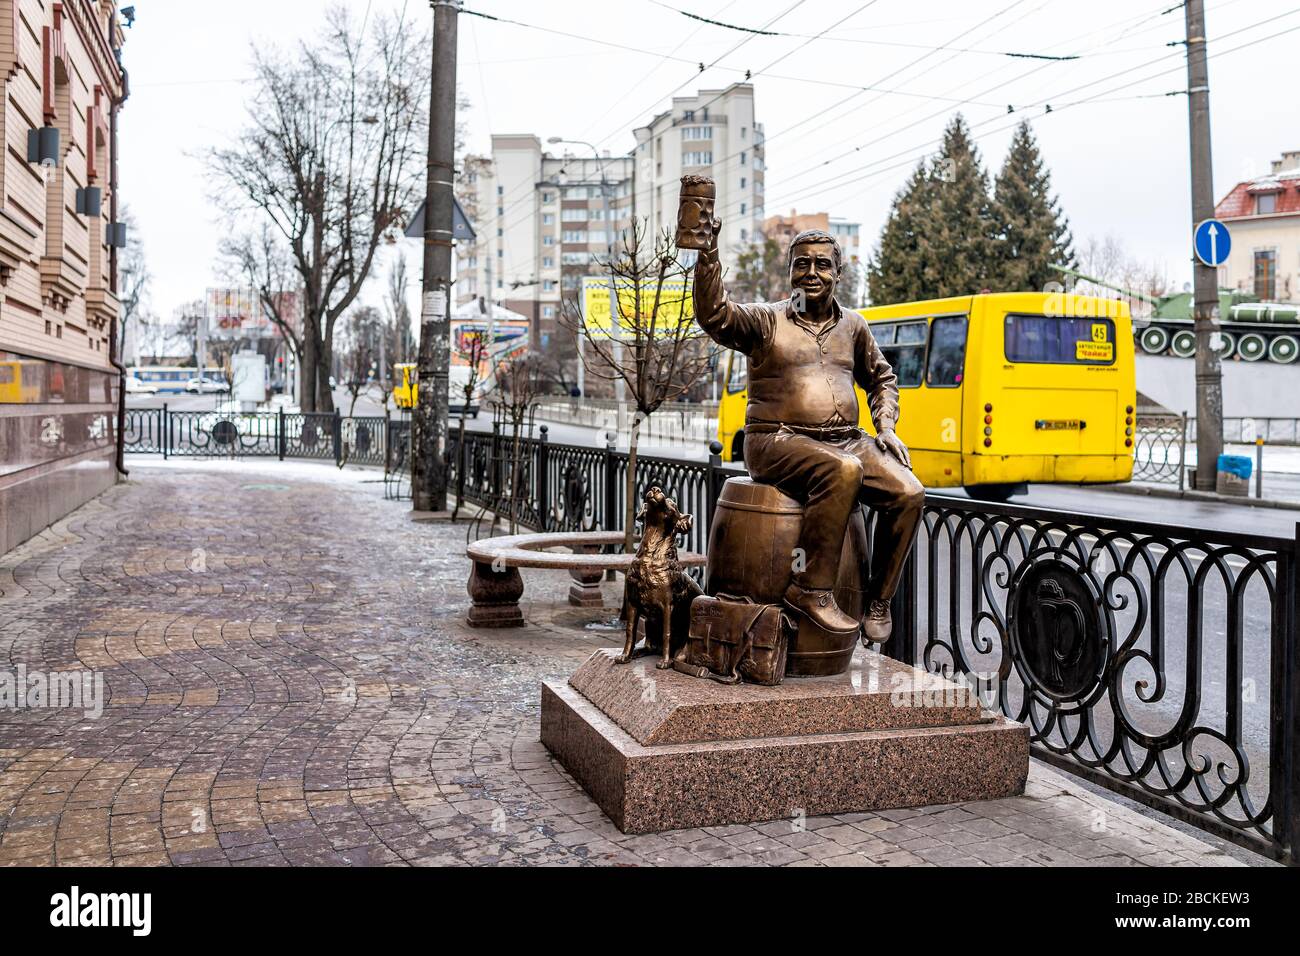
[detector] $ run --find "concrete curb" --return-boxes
[1106,482,1300,512]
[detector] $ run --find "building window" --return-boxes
[541,191,553,203]
[740,203,746,215]
[741,127,747,140]
[740,228,747,242]
[543,213,554,225]
[497,249,503,258]
[562,230,587,243]
[543,256,554,268]
[497,206,504,216]
[1256,192,1278,215]
[542,306,555,319]
[739,151,746,166]
[496,227,502,237]
[683,151,713,167]
[497,185,503,195]
[1254,249,1277,299]
[543,280,556,291]
[543,236,555,246]
[740,177,746,189]
[561,208,587,222]
[682,126,711,141]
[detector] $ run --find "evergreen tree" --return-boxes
[922,114,1000,298]
[866,161,936,305]
[993,121,1076,291]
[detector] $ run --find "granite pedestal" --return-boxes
[541,648,1028,834]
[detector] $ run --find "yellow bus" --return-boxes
[718,291,1136,501]
[392,363,417,409]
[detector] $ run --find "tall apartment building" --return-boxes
[1,1,127,554]
[633,83,764,271]
[455,84,764,358]
[458,135,634,350]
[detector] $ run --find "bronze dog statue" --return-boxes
[616,486,702,669]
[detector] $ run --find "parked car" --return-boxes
[125,376,159,395]
[185,377,229,394]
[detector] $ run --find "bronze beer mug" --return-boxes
[676,175,716,250]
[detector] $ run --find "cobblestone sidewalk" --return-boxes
[0,459,1262,866]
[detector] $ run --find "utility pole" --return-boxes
[1185,0,1223,490]
[413,0,460,512]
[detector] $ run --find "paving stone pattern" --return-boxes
[0,462,1263,866]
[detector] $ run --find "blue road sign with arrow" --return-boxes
[1194,218,1231,267]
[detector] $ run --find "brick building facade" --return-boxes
[0,1,127,553]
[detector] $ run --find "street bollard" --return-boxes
[1256,438,1264,499]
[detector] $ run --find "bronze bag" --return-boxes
[673,594,791,686]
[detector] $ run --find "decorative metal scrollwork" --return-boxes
[1006,556,1107,707]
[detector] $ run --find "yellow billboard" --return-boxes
[581,277,694,334]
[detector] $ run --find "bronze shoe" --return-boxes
[861,598,893,644]
[782,582,859,635]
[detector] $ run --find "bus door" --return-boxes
[878,319,961,489]
[920,316,972,486]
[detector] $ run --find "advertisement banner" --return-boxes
[580,277,694,335]
[205,288,295,340]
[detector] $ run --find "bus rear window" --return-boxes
[1005,314,1115,365]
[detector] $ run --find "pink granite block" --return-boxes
[541,666,1029,834]
[568,648,990,745]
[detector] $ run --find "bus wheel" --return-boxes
[966,483,1021,503]
[731,430,745,463]
[1268,335,1299,364]
[1238,333,1267,362]
[1139,326,1169,354]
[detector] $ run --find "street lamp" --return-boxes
[547,137,622,403]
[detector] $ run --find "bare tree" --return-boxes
[561,219,714,552]
[450,331,489,522]
[1074,234,1173,318]
[221,223,302,376]
[384,253,414,364]
[341,306,381,416]
[208,4,427,413]
[115,205,149,363]
[486,353,546,535]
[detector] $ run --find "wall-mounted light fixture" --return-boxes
[107,222,128,248]
[76,186,103,217]
[26,127,60,167]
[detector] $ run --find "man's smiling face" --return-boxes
[789,240,839,313]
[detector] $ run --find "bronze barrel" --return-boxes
[706,477,868,677]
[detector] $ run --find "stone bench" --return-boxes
[465,531,705,627]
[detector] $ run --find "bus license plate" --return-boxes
[1035,419,1083,431]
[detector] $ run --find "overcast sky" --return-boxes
[119,0,1300,322]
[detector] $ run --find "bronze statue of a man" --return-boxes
[693,215,924,643]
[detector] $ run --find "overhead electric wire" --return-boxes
[718,13,1300,225]
[710,0,1276,213]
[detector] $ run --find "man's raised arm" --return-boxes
[692,229,772,357]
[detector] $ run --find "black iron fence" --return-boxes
[447,427,1300,863]
[884,497,1298,862]
[124,406,403,470]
